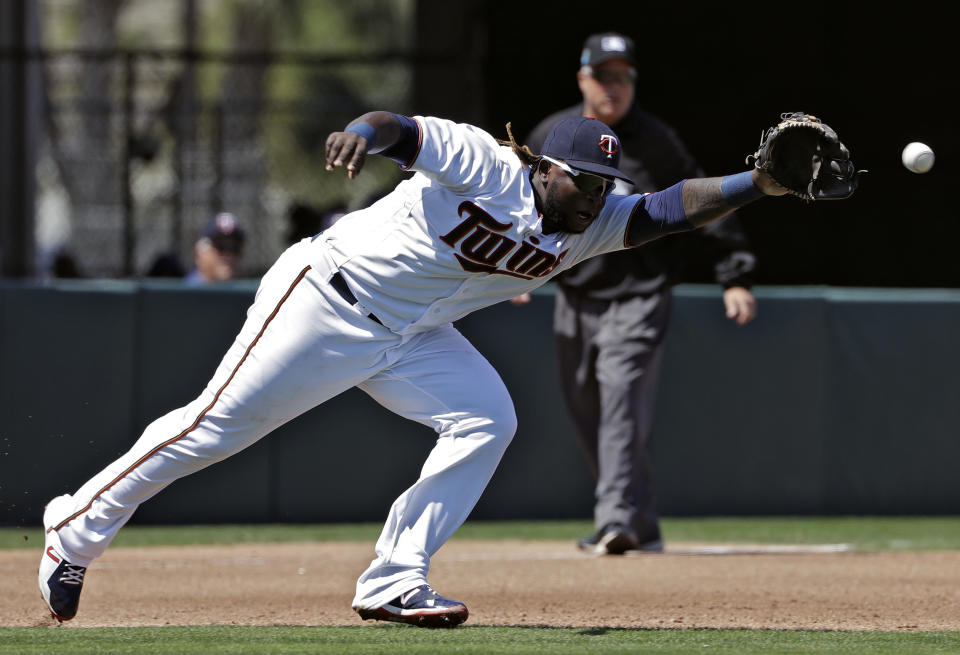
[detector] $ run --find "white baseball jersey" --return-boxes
[40,113,696,622]
[318,115,668,334]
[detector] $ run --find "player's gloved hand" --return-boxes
[750,168,789,197]
[325,130,370,180]
[748,112,863,201]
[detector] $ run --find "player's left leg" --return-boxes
[350,324,517,626]
[39,242,399,621]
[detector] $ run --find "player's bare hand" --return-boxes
[723,286,757,326]
[751,168,788,196]
[325,132,369,180]
[509,293,532,306]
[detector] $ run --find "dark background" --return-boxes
[3,2,954,286]
[448,1,956,288]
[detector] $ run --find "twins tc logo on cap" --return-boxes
[539,116,633,185]
[599,134,619,160]
[215,212,239,235]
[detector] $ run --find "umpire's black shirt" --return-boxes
[526,104,756,299]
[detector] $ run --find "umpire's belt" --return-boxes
[330,271,383,326]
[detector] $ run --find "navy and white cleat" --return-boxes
[38,540,86,622]
[355,584,468,628]
[39,496,87,622]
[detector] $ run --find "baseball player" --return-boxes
[38,110,855,627]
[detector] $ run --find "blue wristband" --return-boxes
[720,171,764,206]
[345,122,376,143]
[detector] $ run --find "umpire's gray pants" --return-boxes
[553,287,671,542]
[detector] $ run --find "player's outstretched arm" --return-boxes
[628,111,858,247]
[681,168,787,227]
[626,169,785,247]
[325,111,404,179]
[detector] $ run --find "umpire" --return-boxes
[524,32,759,554]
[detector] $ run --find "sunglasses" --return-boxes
[590,68,637,86]
[542,155,616,197]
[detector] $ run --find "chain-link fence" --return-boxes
[35,47,414,279]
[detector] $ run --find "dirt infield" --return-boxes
[5,540,959,631]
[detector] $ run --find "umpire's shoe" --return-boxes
[355,585,468,628]
[38,497,87,621]
[578,523,664,555]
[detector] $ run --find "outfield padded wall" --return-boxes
[2,281,958,526]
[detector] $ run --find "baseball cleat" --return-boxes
[355,584,468,628]
[38,541,87,621]
[577,523,663,555]
[39,495,87,621]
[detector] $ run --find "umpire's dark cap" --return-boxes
[580,32,636,68]
[201,212,245,253]
[540,117,634,184]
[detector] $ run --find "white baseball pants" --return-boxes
[44,239,517,610]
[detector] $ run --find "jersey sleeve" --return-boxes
[575,185,697,259]
[404,116,511,196]
[624,182,694,247]
[572,193,645,258]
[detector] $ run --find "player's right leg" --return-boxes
[351,324,517,626]
[39,241,398,621]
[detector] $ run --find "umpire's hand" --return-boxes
[723,286,757,326]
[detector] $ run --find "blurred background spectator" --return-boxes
[285,201,348,245]
[145,251,187,278]
[184,212,246,285]
[50,248,83,278]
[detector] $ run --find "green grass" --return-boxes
[0,626,958,655]
[5,517,960,552]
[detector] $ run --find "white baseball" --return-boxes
[902,142,935,174]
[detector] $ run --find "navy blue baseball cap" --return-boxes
[201,212,245,253]
[539,116,633,184]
